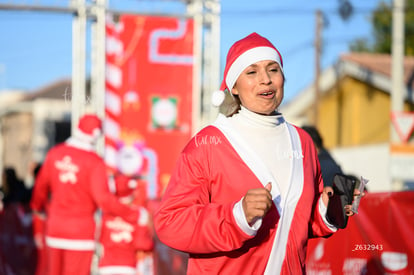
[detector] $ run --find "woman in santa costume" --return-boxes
[97,144,154,275]
[30,114,148,275]
[154,33,357,274]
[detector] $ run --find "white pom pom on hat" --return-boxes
[211,90,226,107]
[115,178,137,198]
[212,32,284,107]
[74,113,103,143]
[211,81,227,107]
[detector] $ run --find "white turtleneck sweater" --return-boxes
[227,106,291,199]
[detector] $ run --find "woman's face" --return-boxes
[231,60,284,115]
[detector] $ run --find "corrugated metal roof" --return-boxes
[340,53,414,90]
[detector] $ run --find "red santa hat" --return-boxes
[211,32,284,107]
[74,114,102,143]
[115,176,137,198]
[107,175,138,203]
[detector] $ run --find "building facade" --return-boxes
[280,53,414,192]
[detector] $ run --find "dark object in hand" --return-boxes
[327,173,356,229]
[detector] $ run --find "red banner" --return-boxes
[105,14,194,199]
[104,14,194,275]
[307,191,414,274]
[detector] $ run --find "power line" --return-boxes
[221,7,376,16]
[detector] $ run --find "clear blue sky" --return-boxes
[0,0,388,104]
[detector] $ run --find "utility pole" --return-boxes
[70,0,87,134]
[391,0,405,140]
[201,0,221,128]
[390,0,406,190]
[314,10,323,126]
[187,0,221,132]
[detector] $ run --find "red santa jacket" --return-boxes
[30,139,140,250]
[98,174,154,273]
[154,122,335,274]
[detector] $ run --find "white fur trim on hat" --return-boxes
[225,46,282,92]
[74,128,101,144]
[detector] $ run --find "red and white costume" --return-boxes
[98,174,154,275]
[30,114,142,275]
[154,110,336,274]
[155,32,337,274]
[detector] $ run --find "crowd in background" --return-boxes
[0,166,37,274]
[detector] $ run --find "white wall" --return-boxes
[331,143,391,193]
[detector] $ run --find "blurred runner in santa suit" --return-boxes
[30,113,148,275]
[97,165,154,275]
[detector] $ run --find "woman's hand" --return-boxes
[321,186,334,208]
[322,186,366,216]
[242,183,273,226]
[344,205,354,216]
[346,188,366,216]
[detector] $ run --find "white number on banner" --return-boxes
[149,19,193,65]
